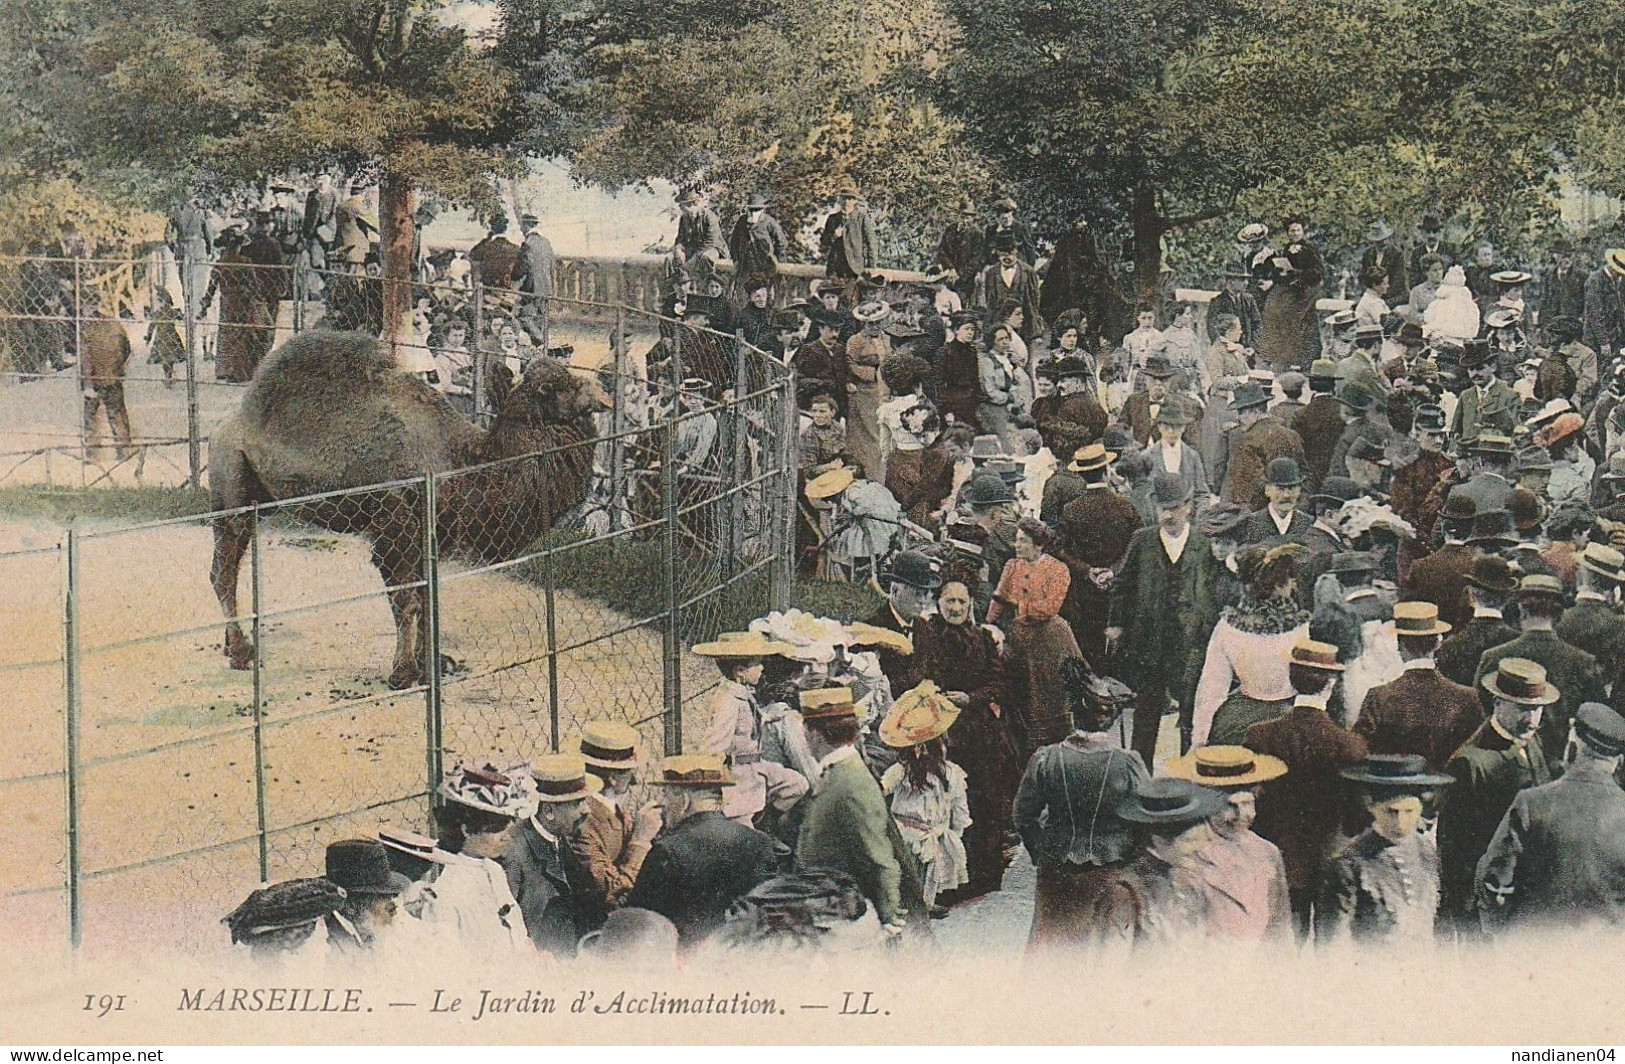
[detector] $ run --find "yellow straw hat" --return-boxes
[878,681,961,748]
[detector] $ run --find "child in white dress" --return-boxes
[878,681,972,913]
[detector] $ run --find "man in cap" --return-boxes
[628,754,785,948]
[729,192,789,286]
[1292,358,1347,490]
[1556,543,1625,683]
[1162,746,1292,943]
[982,195,1036,266]
[566,721,663,931]
[1058,441,1141,661]
[1273,370,1309,426]
[1143,398,1212,515]
[1502,488,1552,574]
[1290,475,1361,605]
[1409,214,1454,280]
[975,232,1041,342]
[1209,265,1262,350]
[512,210,556,302]
[1220,382,1306,511]
[960,469,1021,587]
[1039,439,1091,527]
[1474,574,1605,765]
[796,686,913,931]
[500,753,597,956]
[792,311,851,421]
[1359,220,1409,300]
[1436,657,1555,935]
[1108,471,1221,764]
[1238,457,1312,545]
[1401,488,1480,631]
[1479,702,1625,931]
[1098,780,1224,949]
[932,197,984,303]
[674,189,728,284]
[1245,638,1369,939]
[1452,339,1520,446]
[1434,554,1519,686]
[1514,444,1554,498]
[1355,602,1483,771]
[820,182,878,284]
[864,549,939,693]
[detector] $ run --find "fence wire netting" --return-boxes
[0,284,796,956]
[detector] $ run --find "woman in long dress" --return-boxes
[844,302,893,480]
[988,517,1083,761]
[1258,217,1323,372]
[1192,543,1310,746]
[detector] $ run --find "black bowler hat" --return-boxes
[1231,381,1270,411]
[992,231,1018,252]
[1414,404,1447,433]
[1312,476,1362,506]
[1266,457,1303,487]
[1574,702,1625,757]
[1152,471,1194,508]
[1440,489,1477,525]
[325,839,410,897]
[1460,338,1494,369]
[883,549,942,590]
[1466,508,1518,549]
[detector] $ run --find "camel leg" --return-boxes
[373,520,427,690]
[210,514,255,670]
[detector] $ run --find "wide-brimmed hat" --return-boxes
[1162,745,1287,789]
[1414,403,1447,433]
[656,753,734,787]
[1365,220,1395,242]
[1441,489,1478,525]
[1327,551,1375,575]
[922,264,958,284]
[993,196,1019,212]
[1607,249,1625,278]
[1155,398,1192,426]
[852,300,891,323]
[1485,307,1523,330]
[1536,412,1585,450]
[1290,638,1346,672]
[223,878,347,945]
[1490,270,1533,286]
[1116,779,1227,827]
[1465,554,1519,592]
[804,466,856,500]
[571,720,643,769]
[1339,754,1452,793]
[440,763,535,818]
[1231,381,1271,411]
[1527,398,1575,428]
[1142,353,1175,379]
[878,681,962,748]
[963,471,1017,507]
[1068,442,1117,473]
[1482,657,1560,705]
[1151,471,1193,508]
[1237,223,1270,243]
[846,621,913,656]
[1460,338,1494,369]
[691,631,798,659]
[1466,508,1519,548]
[882,549,944,590]
[1580,543,1625,583]
[1324,309,1357,331]
[799,685,861,723]
[1053,355,1094,381]
[377,827,451,868]
[1574,703,1625,757]
[1391,600,1451,637]
[325,839,410,897]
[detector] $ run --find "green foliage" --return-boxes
[0,486,213,524]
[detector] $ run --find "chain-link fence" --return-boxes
[0,292,796,956]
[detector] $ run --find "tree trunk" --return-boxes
[1130,180,1164,320]
[380,168,416,358]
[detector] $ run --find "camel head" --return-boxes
[496,358,612,430]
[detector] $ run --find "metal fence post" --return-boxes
[423,475,445,798]
[250,504,269,881]
[773,367,798,612]
[63,522,83,950]
[726,329,750,574]
[73,258,86,479]
[470,264,487,427]
[182,248,201,490]
[542,540,561,754]
[609,281,628,531]
[661,424,682,756]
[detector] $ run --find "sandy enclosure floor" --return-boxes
[0,511,717,957]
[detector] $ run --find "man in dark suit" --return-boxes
[512,212,556,299]
[864,550,939,694]
[501,755,595,956]
[1059,442,1143,661]
[1540,242,1588,324]
[627,754,784,949]
[1120,354,1200,447]
[1389,403,1456,576]
[1291,358,1345,491]
[1474,574,1607,766]
[975,232,1042,342]
[301,172,339,270]
[1238,457,1312,545]
[1107,472,1221,764]
[1452,340,1520,448]
[729,192,789,286]
[982,196,1037,266]
[1402,488,1480,631]
[1326,383,1397,481]
[932,198,984,303]
[1435,555,1520,686]
[1582,249,1625,359]
[1224,383,1307,510]
[1557,544,1625,683]
[1479,703,1625,932]
[1358,220,1408,301]
[1407,215,1454,279]
[1246,638,1369,940]
[1437,657,1554,936]
[675,189,729,283]
[1355,602,1483,770]
[820,183,879,283]
[1208,267,1262,350]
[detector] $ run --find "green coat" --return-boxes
[1473,628,1606,767]
[796,753,904,924]
[1449,378,1519,445]
[1109,525,1220,699]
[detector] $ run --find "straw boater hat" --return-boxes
[804,465,856,500]
[691,630,797,658]
[852,300,891,323]
[571,720,642,769]
[1608,249,1625,278]
[377,827,451,868]
[845,621,913,656]
[1391,600,1451,637]
[799,685,861,722]
[1162,745,1288,790]
[439,763,536,818]
[878,681,961,749]
[1339,754,1452,794]
[1116,779,1226,828]
[1291,638,1346,672]
[1481,657,1560,705]
[1237,223,1270,243]
[530,753,603,802]
[656,753,734,788]
[1067,441,1117,473]
[1580,543,1625,583]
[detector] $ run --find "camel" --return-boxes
[209,330,608,689]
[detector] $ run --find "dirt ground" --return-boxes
[0,509,718,957]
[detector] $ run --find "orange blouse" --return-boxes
[988,553,1071,625]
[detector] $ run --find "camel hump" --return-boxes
[241,330,396,423]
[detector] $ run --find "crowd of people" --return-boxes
[212,193,1625,967]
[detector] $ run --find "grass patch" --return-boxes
[0,486,213,524]
[793,577,884,621]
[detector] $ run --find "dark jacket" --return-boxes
[512,230,556,297]
[1474,628,1606,766]
[1359,244,1409,303]
[1478,759,1625,930]
[1435,613,1519,688]
[1109,525,1221,694]
[1355,664,1484,771]
[1540,264,1587,324]
[935,339,982,428]
[1583,265,1625,358]
[975,261,1042,342]
[933,223,985,298]
[1207,288,1262,350]
[675,207,728,263]
[1226,418,1307,510]
[627,809,783,946]
[1437,720,1552,922]
[1450,380,1520,445]
[820,207,878,279]
[1246,703,1369,892]
[1401,543,1481,633]
[729,211,790,281]
[1291,394,1346,491]
[501,819,590,956]
[864,602,923,695]
[1556,597,1625,683]
[1014,735,1148,868]
[1238,506,1313,547]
